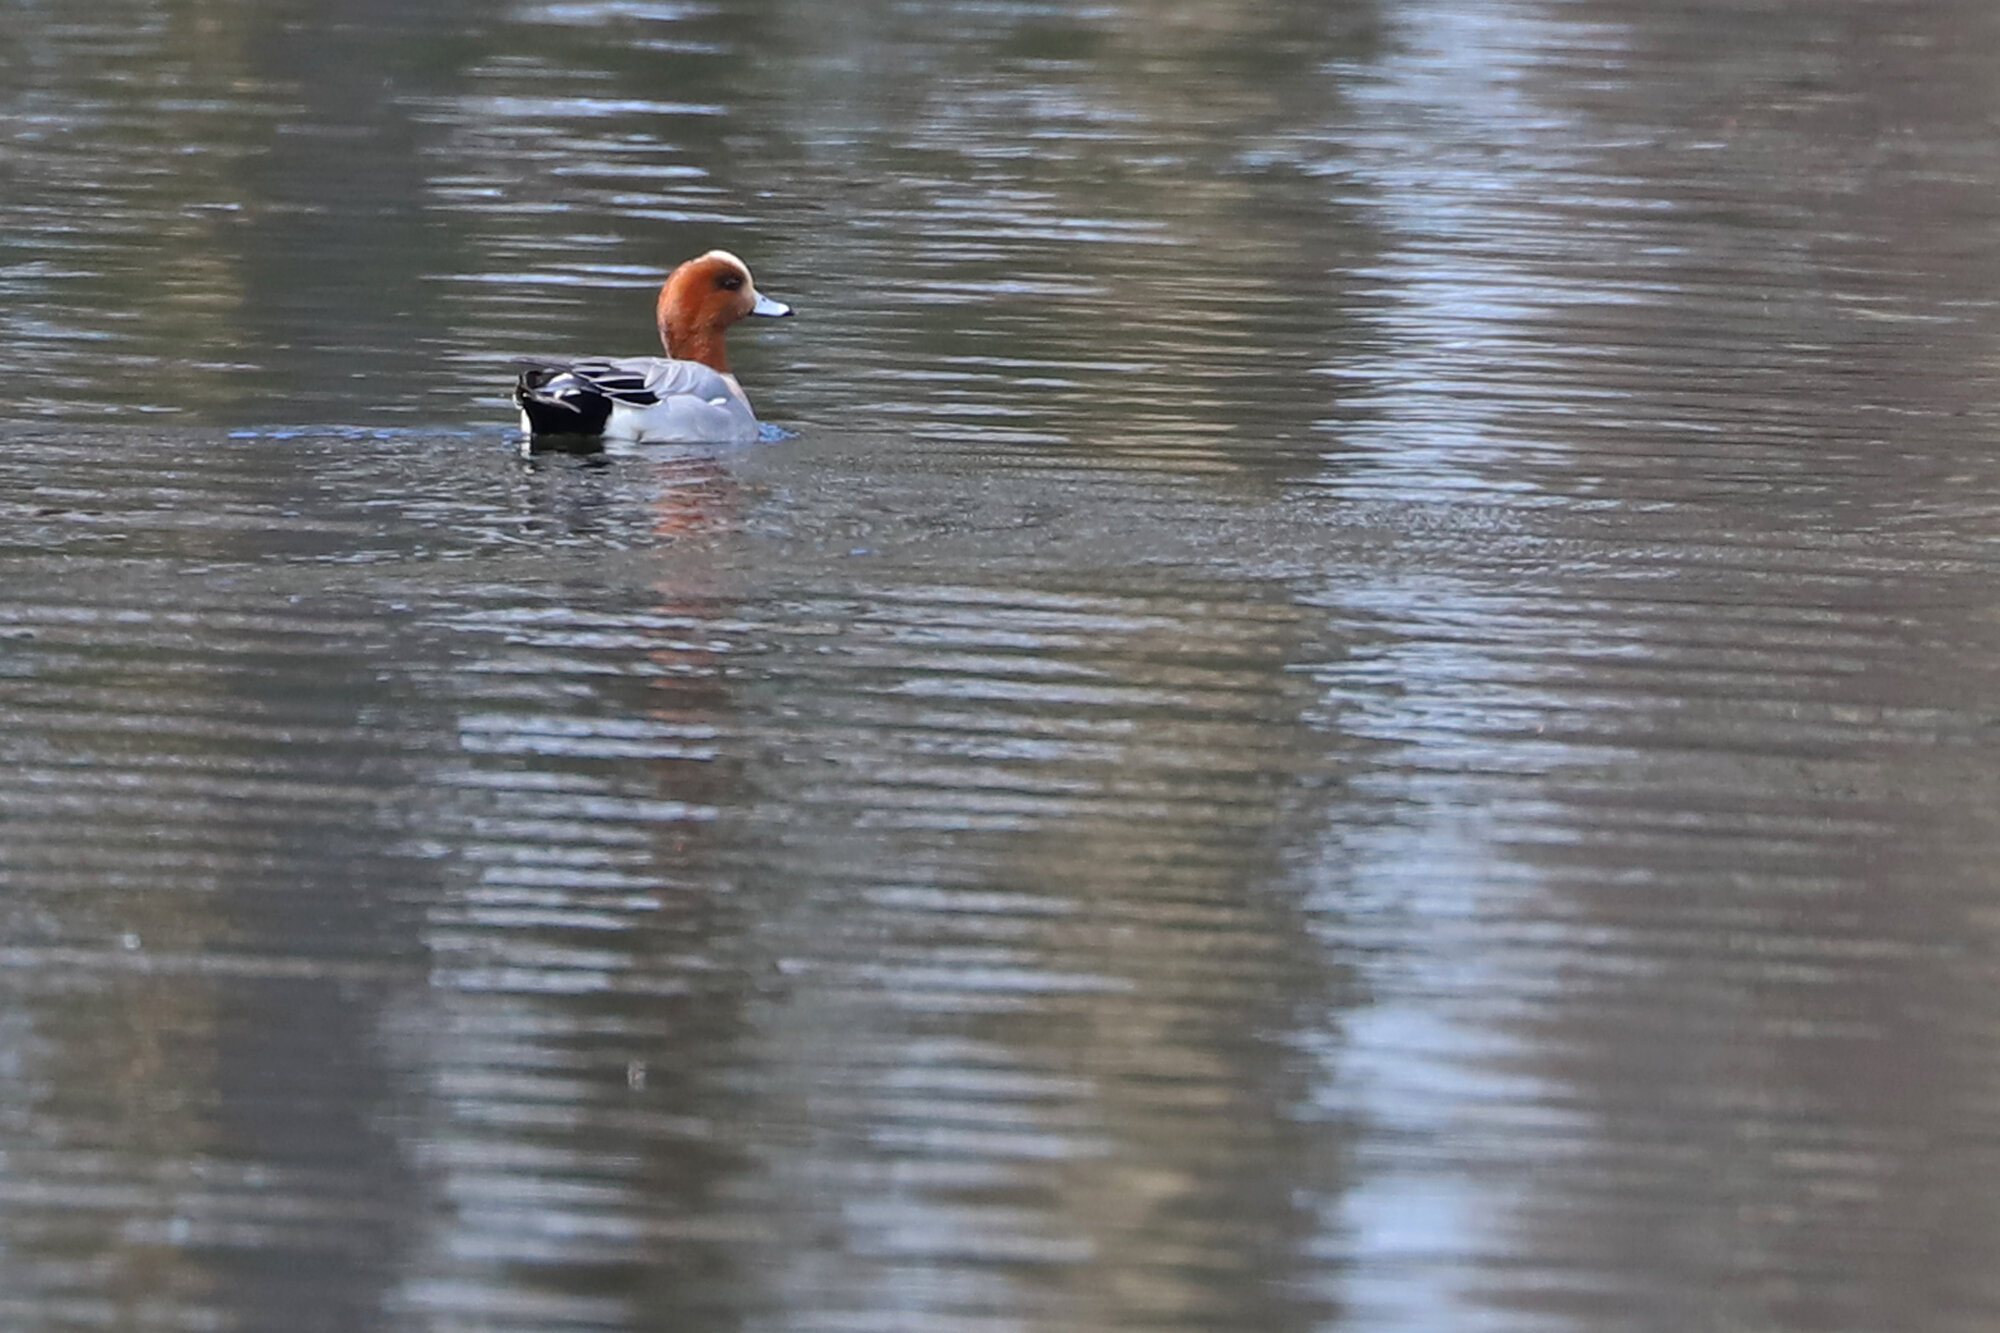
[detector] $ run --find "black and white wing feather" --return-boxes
[514,357,739,438]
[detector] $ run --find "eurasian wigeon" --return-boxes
[514,249,791,446]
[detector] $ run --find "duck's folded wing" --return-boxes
[555,357,738,406]
[517,356,753,442]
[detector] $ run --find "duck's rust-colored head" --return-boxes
[655,250,791,372]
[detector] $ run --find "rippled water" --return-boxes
[9,1,2000,1329]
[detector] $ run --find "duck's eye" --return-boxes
[718,274,744,291]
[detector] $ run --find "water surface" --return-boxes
[7,1,2000,1330]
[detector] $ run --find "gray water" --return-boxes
[8,1,2000,1330]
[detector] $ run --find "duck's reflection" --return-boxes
[391,442,757,1328]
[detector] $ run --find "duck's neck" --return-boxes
[659,316,729,373]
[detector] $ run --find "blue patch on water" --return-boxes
[222,424,497,442]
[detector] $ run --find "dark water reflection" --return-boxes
[9,0,2000,1330]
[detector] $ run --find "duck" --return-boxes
[514,249,791,446]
